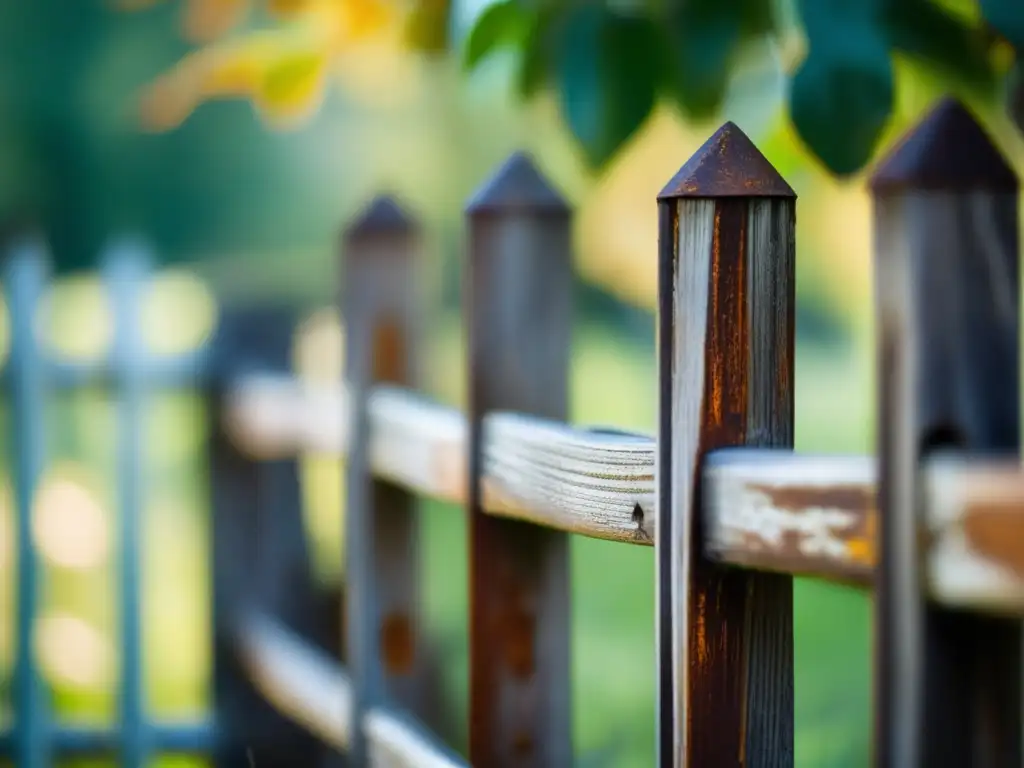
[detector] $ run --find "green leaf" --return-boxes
[406,0,453,54]
[556,5,661,168]
[980,0,1024,51]
[790,28,894,175]
[516,4,559,99]
[884,0,998,95]
[797,0,885,29]
[517,18,547,97]
[663,0,744,120]
[740,0,776,36]
[791,0,894,174]
[463,0,529,72]
[1010,58,1024,131]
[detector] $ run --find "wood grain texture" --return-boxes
[342,196,428,764]
[871,97,1021,768]
[708,452,1024,611]
[236,614,465,768]
[657,125,797,768]
[225,379,656,544]
[224,376,1024,614]
[466,153,573,767]
[704,451,876,583]
[482,415,655,542]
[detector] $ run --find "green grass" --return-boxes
[1,320,875,767]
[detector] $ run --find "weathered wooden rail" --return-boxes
[4,96,1024,767]
[225,378,1024,613]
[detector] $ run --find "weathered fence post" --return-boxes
[342,195,427,763]
[3,235,50,768]
[103,240,152,766]
[656,123,796,767]
[208,307,332,767]
[871,98,1021,767]
[465,152,573,767]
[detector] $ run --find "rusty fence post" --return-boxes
[465,152,573,767]
[342,196,426,764]
[207,307,331,767]
[656,123,796,767]
[871,98,1021,767]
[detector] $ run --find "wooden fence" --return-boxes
[2,95,1023,767]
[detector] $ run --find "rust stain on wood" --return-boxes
[499,583,536,680]
[379,612,416,675]
[658,123,796,199]
[741,483,877,570]
[512,731,534,759]
[847,511,877,567]
[695,591,708,667]
[703,200,749,444]
[372,318,405,383]
[962,505,1024,579]
[752,483,874,515]
[682,197,754,765]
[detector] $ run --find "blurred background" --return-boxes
[0,0,1017,765]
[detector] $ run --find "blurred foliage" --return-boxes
[0,0,374,276]
[133,0,404,130]
[134,0,1022,175]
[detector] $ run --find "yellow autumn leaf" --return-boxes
[198,35,283,96]
[139,34,283,130]
[255,48,329,126]
[183,0,252,42]
[134,0,407,133]
[336,0,402,44]
[139,72,201,132]
[266,0,318,18]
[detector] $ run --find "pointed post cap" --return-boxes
[344,194,417,240]
[658,122,795,200]
[870,98,1017,193]
[466,151,570,215]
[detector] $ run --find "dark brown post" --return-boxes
[871,98,1021,767]
[208,308,332,767]
[342,196,426,763]
[656,122,796,767]
[466,152,573,767]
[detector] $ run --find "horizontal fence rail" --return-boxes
[0,723,216,756]
[225,376,656,542]
[222,374,1024,615]
[234,613,464,767]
